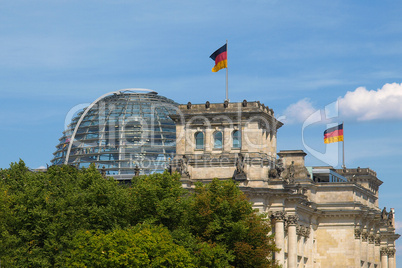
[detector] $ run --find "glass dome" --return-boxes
[51,89,178,180]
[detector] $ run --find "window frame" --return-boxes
[213,131,223,149]
[195,131,204,150]
[232,130,241,149]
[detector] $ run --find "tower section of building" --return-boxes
[169,100,283,187]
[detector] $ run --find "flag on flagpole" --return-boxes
[210,44,227,72]
[324,123,344,144]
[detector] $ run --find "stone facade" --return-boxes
[169,101,399,268]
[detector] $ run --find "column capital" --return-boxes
[361,231,368,242]
[375,236,381,246]
[368,234,375,244]
[287,215,299,225]
[380,247,388,256]
[354,228,361,239]
[387,248,396,257]
[296,224,302,236]
[296,225,310,238]
[270,211,286,222]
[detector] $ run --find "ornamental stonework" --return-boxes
[368,234,375,244]
[387,248,396,257]
[361,231,368,242]
[354,229,361,239]
[296,225,311,238]
[287,215,299,225]
[375,236,381,246]
[380,247,388,256]
[270,211,286,222]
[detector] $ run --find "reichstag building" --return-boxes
[52,89,399,268]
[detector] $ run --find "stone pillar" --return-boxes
[375,236,381,265]
[361,231,368,264]
[388,248,395,268]
[271,211,285,266]
[354,228,362,267]
[368,234,375,265]
[288,215,299,268]
[380,247,388,268]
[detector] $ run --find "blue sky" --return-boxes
[1,0,402,257]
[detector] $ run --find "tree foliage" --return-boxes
[188,179,279,268]
[66,224,195,268]
[0,160,279,267]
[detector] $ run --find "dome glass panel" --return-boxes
[51,90,178,180]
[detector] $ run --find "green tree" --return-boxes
[128,171,188,230]
[0,161,131,267]
[65,224,195,268]
[0,161,278,267]
[188,178,279,268]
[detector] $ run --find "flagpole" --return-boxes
[225,39,229,102]
[342,121,345,169]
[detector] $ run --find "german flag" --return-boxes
[324,124,344,144]
[210,44,227,72]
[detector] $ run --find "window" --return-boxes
[195,132,204,149]
[213,131,223,149]
[232,130,241,148]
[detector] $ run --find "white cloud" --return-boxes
[339,83,402,121]
[282,98,317,124]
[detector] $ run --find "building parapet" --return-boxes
[337,167,377,177]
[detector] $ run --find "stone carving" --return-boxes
[375,236,381,246]
[387,248,396,257]
[233,153,247,181]
[361,231,368,242]
[368,234,375,244]
[381,207,388,220]
[380,247,388,256]
[295,184,306,194]
[296,225,310,237]
[305,227,311,238]
[101,166,106,178]
[268,158,285,179]
[134,165,140,177]
[287,215,299,225]
[296,224,301,235]
[288,161,295,178]
[270,211,286,222]
[281,160,296,184]
[354,228,361,239]
[388,209,394,227]
[176,155,190,178]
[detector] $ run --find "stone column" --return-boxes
[288,215,299,268]
[380,247,388,268]
[271,211,285,266]
[388,248,395,268]
[354,228,362,267]
[271,211,286,266]
[361,231,368,264]
[368,234,375,265]
[375,236,381,266]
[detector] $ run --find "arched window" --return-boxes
[195,131,204,149]
[213,131,223,149]
[232,130,241,148]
